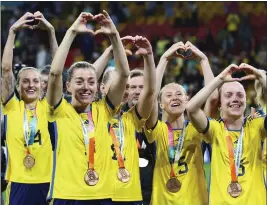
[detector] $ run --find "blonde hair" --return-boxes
[158,83,187,103]
[67,61,96,82]
[16,67,41,86]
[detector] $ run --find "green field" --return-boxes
[204,163,211,187]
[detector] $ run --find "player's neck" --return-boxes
[73,104,91,114]
[24,99,38,110]
[165,113,185,129]
[223,115,244,130]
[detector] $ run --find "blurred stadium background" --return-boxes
[1,1,267,190]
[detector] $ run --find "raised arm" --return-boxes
[239,63,267,101]
[186,64,240,133]
[93,36,133,81]
[133,36,156,119]
[93,46,113,80]
[1,12,34,103]
[94,10,130,108]
[47,12,94,107]
[33,11,58,59]
[184,41,219,118]
[145,42,185,129]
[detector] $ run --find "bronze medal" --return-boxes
[166,177,181,193]
[117,168,130,183]
[227,182,242,198]
[84,169,99,186]
[23,154,35,168]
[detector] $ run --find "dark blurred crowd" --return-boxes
[1,1,267,111]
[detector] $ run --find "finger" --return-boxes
[239,75,257,81]
[24,19,35,23]
[94,14,105,22]
[23,12,34,19]
[32,25,39,29]
[86,29,95,35]
[125,49,132,56]
[94,29,103,35]
[121,36,135,41]
[228,64,239,71]
[22,24,33,30]
[34,17,44,21]
[135,50,142,56]
[227,78,241,82]
[102,10,110,18]
[82,12,94,20]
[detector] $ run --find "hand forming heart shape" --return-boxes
[176,48,193,59]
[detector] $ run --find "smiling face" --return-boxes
[220,82,246,119]
[17,68,41,103]
[67,68,97,107]
[160,83,188,116]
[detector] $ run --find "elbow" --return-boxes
[118,69,130,79]
[49,69,62,78]
[186,103,197,113]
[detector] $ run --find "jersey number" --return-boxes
[238,159,245,177]
[24,130,42,146]
[178,156,188,174]
[111,144,125,161]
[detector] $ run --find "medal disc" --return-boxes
[166,177,181,193]
[23,154,35,168]
[227,182,242,198]
[84,169,99,186]
[117,168,130,183]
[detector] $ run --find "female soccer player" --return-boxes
[144,41,215,205]
[186,63,267,205]
[46,11,130,205]
[105,35,156,204]
[1,12,56,205]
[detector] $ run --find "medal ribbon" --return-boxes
[224,122,244,182]
[167,121,187,178]
[23,107,37,155]
[80,106,95,170]
[109,123,126,169]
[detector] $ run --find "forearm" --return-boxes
[2,30,16,72]
[48,28,58,59]
[50,29,76,76]
[143,53,156,96]
[201,57,219,101]
[156,56,169,94]
[187,76,224,113]
[109,32,129,78]
[258,72,267,93]
[93,46,112,80]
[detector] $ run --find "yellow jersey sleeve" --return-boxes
[247,116,267,141]
[202,118,222,144]
[2,93,19,114]
[144,120,162,143]
[123,106,146,132]
[47,97,67,122]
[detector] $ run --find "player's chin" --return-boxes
[78,97,94,105]
[23,93,39,101]
[170,106,185,115]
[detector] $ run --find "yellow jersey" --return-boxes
[109,106,144,201]
[144,120,208,205]
[2,94,52,183]
[204,117,267,205]
[47,98,117,200]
